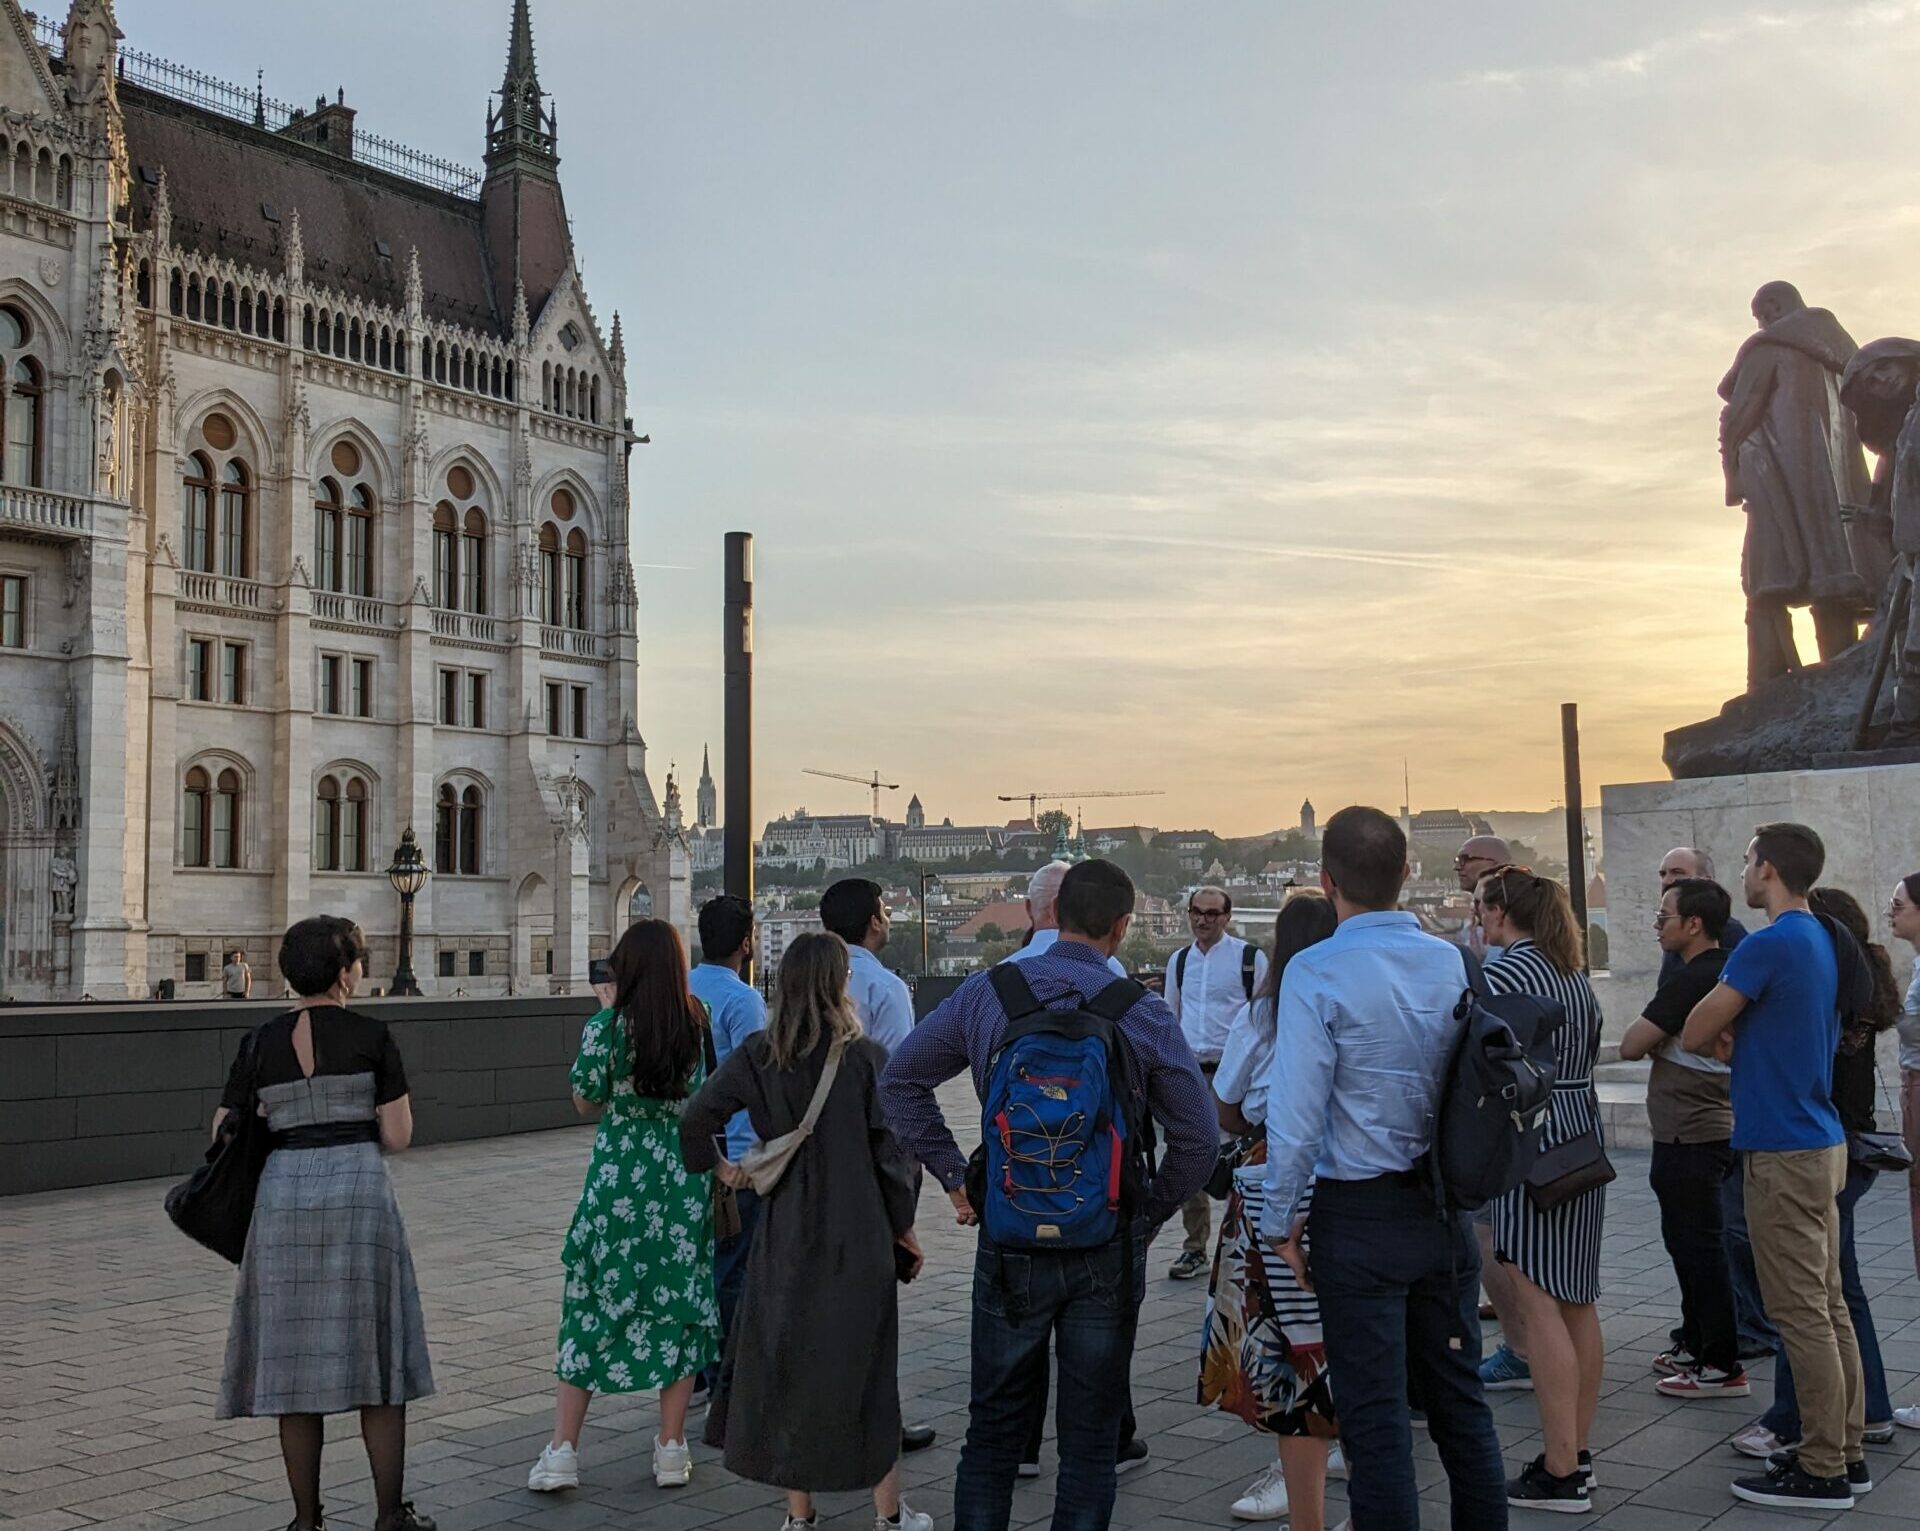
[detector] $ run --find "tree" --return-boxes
[976,922,1005,943]
[1036,808,1072,841]
[1587,923,1609,972]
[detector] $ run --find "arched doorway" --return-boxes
[513,870,550,992]
[0,721,53,999]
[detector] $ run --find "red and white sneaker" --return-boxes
[1656,1365,1751,1400]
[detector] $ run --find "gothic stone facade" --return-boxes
[0,0,687,1001]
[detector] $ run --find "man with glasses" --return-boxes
[1455,836,1512,957]
[1163,886,1267,1280]
[1657,847,1749,980]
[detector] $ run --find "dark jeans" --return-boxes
[955,1232,1146,1531]
[1309,1176,1507,1531]
[701,1186,762,1392]
[1649,1138,1738,1371]
[1721,1152,1780,1350]
[1019,1362,1136,1464]
[1760,1163,1892,1438]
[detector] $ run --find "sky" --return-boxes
[138,0,1920,836]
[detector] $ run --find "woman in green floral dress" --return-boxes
[527,919,721,1496]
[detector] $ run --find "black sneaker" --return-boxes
[1507,1456,1591,1513]
[1577,1450,1595,1491]
[1731,1457,1853,1509]
[375,1506,436,1531]
[1115,1438,1150,1473]
[1766,1448,1874,1495]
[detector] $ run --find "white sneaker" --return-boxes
[652,1436,692,1488]
[1895,1405,1920,1431]
[1731,1423,1791,1460]
[1328,1442,1348,1481]
[876,1505,933,1531]
[527,1442,579,1492]
[1230,1460,1290,1520]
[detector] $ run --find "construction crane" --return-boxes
[802,767,900,819]
[996,788,1165,824]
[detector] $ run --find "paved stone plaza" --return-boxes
[5,1084,1919,1531]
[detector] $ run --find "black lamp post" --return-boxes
[385,824,429,997]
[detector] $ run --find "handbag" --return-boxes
[1523,1122,1616,1213]
[1205,1133,1260,1200]
[1847,1058,1914,1172]
[736,1038,846,1196]
[699,1015,744,1240]
[164,1024,273,1263]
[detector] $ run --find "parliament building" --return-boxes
[0,0,688,1000]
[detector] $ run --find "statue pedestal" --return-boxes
[1600,763,1920,1004]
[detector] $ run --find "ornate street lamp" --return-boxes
[384,824,430,997]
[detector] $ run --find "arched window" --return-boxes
[315,477,342,591]
[182,765,210,866]
[344,778,366,872]
[461,508,488,613]
[434,782,457,873]
[435,780,483,874]
[315,774,339,870]
[183,452,215,572]
[3,353,41,487]
[211,768,241,868]
[564,528,588,630]
[460,785,482,873]
[432,502,457,609]
[538,522,560,626]
[347,484,375,597]
[219,459,250,577]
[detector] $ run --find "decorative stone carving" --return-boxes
[62,541,89,607]
[404,246,423,317]
[49,855,77,920]
[285,209,304,285]
[409,573,432,606]
[289,554,312,587]
[403,421,430,470]
[38,257,62,288]
[153,532,176,568]
[284,381,310,441]
[151,167,171,248]
[551,766,589,844]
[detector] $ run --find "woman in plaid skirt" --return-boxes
[213,917,436,1531]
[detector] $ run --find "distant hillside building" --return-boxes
[1300,798,1317,840]
[904,793,925,829]
[893,819,998,863]
[758,810,883,870]
[1157,830,1218,873]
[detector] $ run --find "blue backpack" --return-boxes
[974,965,1151,1251]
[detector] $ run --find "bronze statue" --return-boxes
[1840,338,1920,730]
[1718,282,1875,687]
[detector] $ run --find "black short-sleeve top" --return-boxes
[221,1006,409,1110]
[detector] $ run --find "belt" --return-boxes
[1317,1167,1425,1191]
[273,1122,381,1150]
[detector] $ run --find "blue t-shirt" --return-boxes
[1720,910,1843,1153]
[689,962,768,1161]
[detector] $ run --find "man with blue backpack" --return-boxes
[880,859,1217,1531]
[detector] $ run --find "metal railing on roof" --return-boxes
[31,15,482,198]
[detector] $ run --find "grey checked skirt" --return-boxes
[216,1074,435,1418]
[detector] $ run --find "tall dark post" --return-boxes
[919,870,932,976]
[1561,702,1589,970]
[723,533,754,920]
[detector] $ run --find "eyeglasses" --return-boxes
[1653,911,1676,926]
[1188,907,1227,919]
[1453,854,1495,869]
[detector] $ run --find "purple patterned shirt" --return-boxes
[878,936,1217,1227]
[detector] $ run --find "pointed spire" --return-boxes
[151,166,171,248]
[511,275,529,346]
[505,0,538,90]
[609,311,625,369]
[486,0,557,169]
[285,208,304,284]
[404,245,423,318]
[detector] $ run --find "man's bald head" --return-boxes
[1024,860,1074,931]
[1658,846,1715,887]
[1454,835,1512,893]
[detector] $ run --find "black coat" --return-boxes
[680,1033,917,1491]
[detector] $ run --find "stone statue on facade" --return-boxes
[50,854,77,919]
[1718,282,1876,687]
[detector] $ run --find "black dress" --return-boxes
[680,1033,917,1491]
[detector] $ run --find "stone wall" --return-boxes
[0,993,598,1196]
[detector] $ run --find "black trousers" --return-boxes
[1649,1138,1738,1372]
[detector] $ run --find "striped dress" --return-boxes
[1484,939,1607,1305]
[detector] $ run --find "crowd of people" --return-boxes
[202,810,1920,1531]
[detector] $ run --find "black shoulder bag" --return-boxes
[165,1023,273,1263]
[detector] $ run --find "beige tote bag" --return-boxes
[736,1039,847,1196]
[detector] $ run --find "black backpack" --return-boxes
[1428,951,1561,1213]
[1171,942,1258,1000]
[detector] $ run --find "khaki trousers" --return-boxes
[1745,1144,1864,1478]
[1182,1060,1220,1254]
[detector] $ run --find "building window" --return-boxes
[315,478,342,592]
[432,502,458,609]
[222,643,245,704]
[437,950,456,978]
[184,952,208,983]
[467,671,485,729]
[343,778,365,872]
[315,774,339,869]
[3,354,41,486]
[319,655,341,715]
[316,773,369,872]
[564,529,588,630]
[346,485,374,596]
[538,523,560,625]
[459,785,482,874]
[435,781,483,875]
[183,453,215,572]
[545,681,563,735]
[571,684,588,740]
[468,949,485,977]
[186,638,210,700]
[219,460,250,577]
[211,768,240,867]
[0,574,24,647]
[185,765,241,867]
[461,508,488,613]
[439,668,459,726]
[351,658,373,718]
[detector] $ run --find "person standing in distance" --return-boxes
[1009,861,1127,977]
[820,876,935,1456]
[1656,848,1750,981]
[1265,807,1508,1530]
[1453,838,1511,958]
[687,895,767,1398]
[1164,886,1268,1281]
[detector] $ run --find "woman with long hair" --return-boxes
[213,916,435,1531]
[527,919,720,1494]
[1893,873,1920,1434]
[1475,868,1607,1514]
[1736,886,1901,1452]
[680,932,927,1531]
[1198,891,1345,1526]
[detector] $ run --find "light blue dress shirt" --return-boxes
[1006,926,1128,978]
[689,961,768,1161]
[1261,911,1469,1238]
[847,943,915,1055]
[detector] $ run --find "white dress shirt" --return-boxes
[847,943,914,1055]
[1213,1000,1274,1126]
[1006,926,1128,978]
[1166,934,1269,1064]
